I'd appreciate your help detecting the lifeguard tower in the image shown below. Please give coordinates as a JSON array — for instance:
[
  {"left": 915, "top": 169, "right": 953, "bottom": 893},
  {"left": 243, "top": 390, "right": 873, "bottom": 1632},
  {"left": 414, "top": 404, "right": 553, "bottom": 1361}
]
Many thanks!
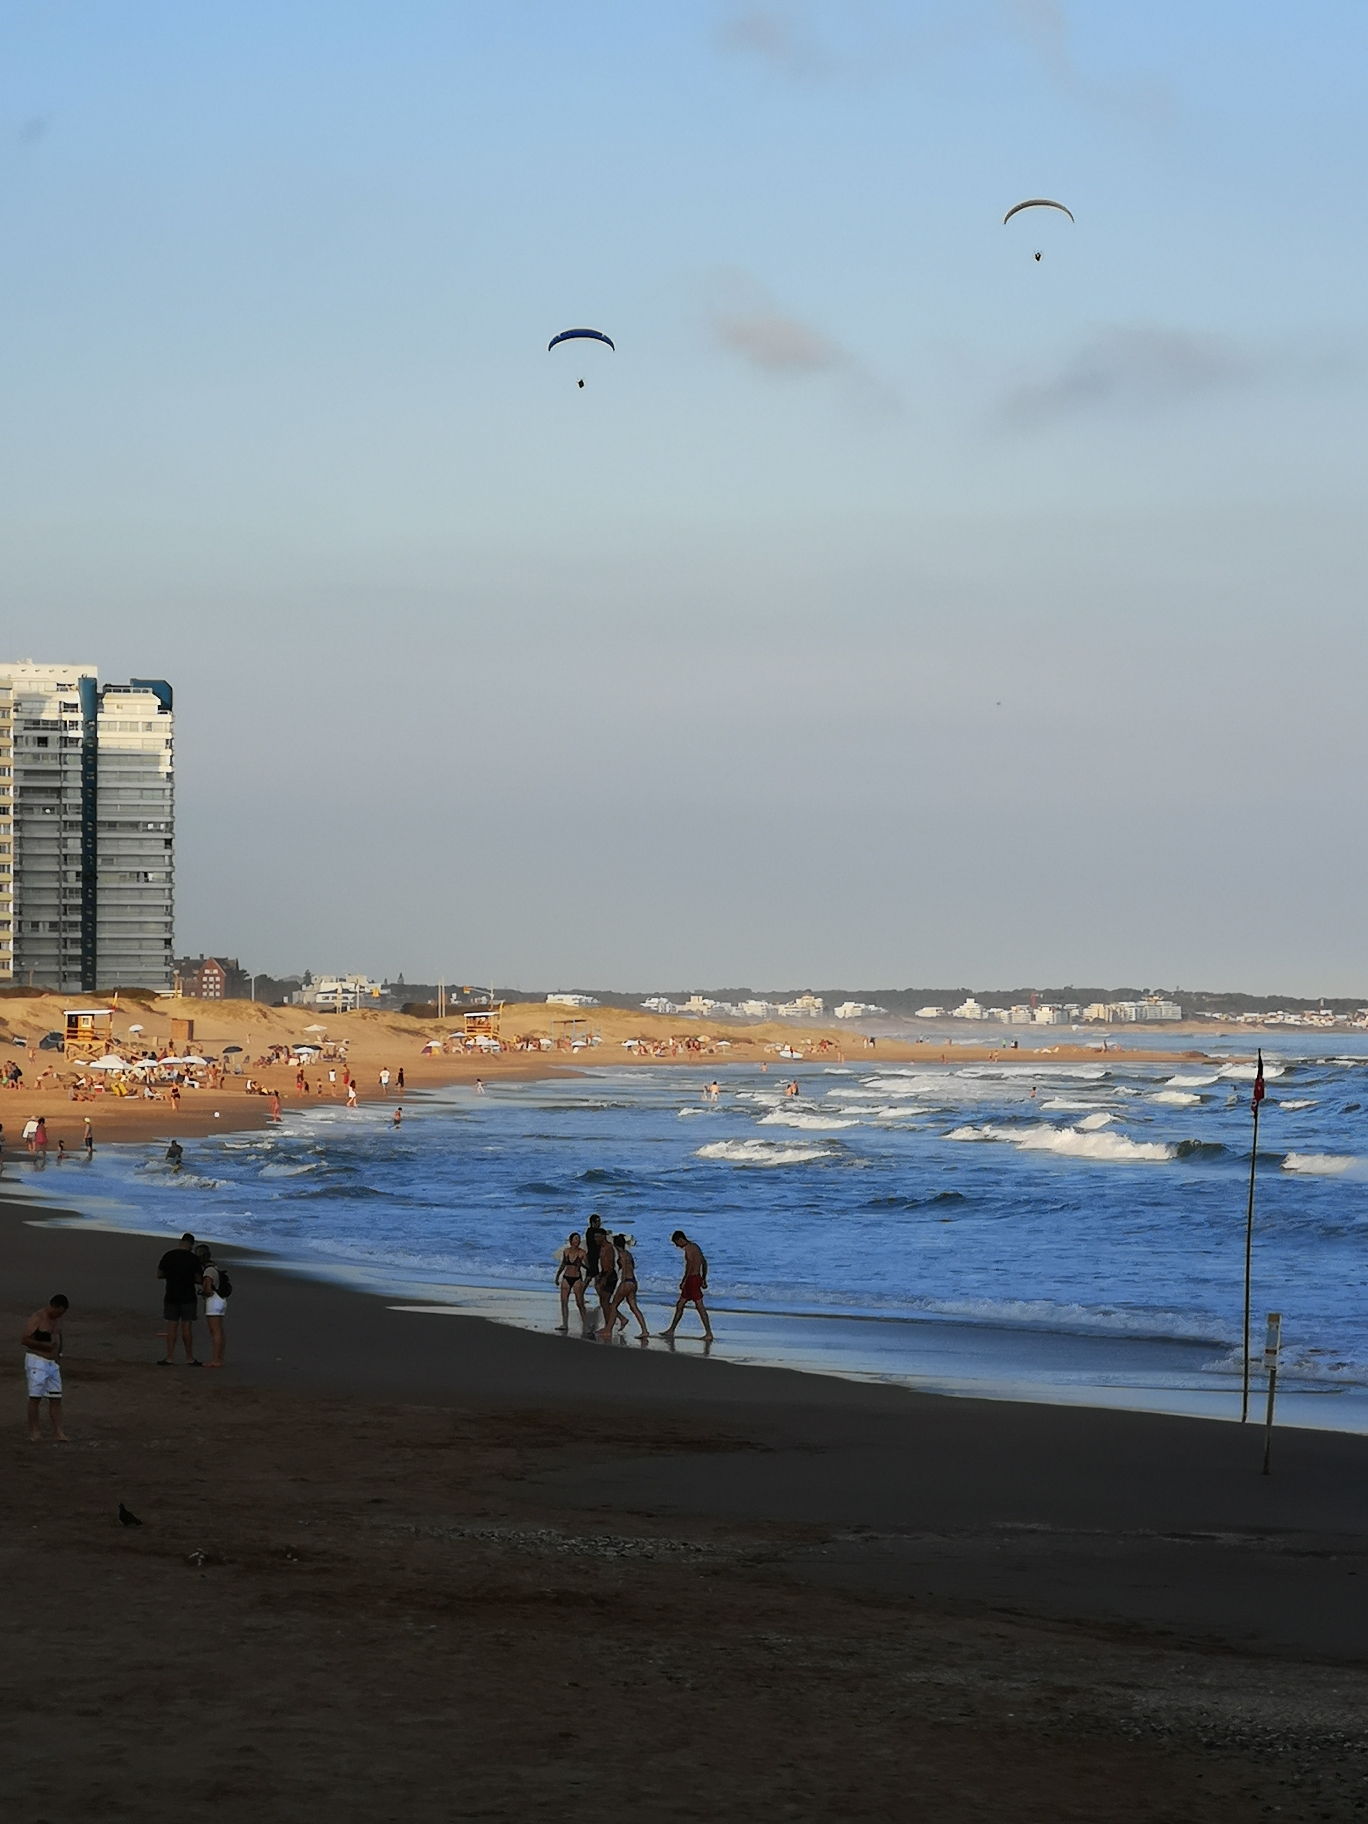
[
  {"left": 65, "top": 1007, "right": 115, "bottom": 1062},
  {"left": 461, "top": 1002, "right": 503, "bottom": 1047}
]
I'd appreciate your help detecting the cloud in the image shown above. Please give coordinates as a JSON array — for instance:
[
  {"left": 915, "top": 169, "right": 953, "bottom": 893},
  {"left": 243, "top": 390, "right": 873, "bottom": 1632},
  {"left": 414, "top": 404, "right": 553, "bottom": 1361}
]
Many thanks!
[
  {"left": 712, "top": 308, "right": 845, "bottom": 374},
  {"left": 707, "top": 275, "right": 900, "bottom": 412},
  {"left": 718, "top": 8, "right": 823, "bottom": 76},
  {"left": 1000, "top": 326, "right": 1258, "bottom": 427}
]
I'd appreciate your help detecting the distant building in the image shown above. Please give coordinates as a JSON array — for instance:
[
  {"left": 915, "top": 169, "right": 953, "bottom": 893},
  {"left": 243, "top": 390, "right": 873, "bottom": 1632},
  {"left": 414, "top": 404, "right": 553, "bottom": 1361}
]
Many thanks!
[
  {"left": 952, "top": 998, "right": 984, "bottom": 1020},
  {"left": 641, "top": 996, "right": 678, "bottom": 1014},
  {"left": 914, "top": 1006, "right": 944, "bottom": 1019},
  {"left": 777, "top": 993, "right": 825, "bottom": 1018},
  {"left": 0, "top": 662, "right": 174, "bottom": 993},
  {"left": 1009, "top": 1005, "right": 1033, "bottom": 1024},
  {"left": 834, "top": 1001, "right": 886, "bottom": 1019},
  {"left": 304, "top": 974, "right": 382, "bottom": 1013},
  {"left": 174, "top": 954, "right": 250, "bottom": 1000},
  {"left": 547, "top": 992, "right": 600, "bottom": 1008},
  {"left": 739, "top": 1000, "right": 777, "bottom": 1018}
]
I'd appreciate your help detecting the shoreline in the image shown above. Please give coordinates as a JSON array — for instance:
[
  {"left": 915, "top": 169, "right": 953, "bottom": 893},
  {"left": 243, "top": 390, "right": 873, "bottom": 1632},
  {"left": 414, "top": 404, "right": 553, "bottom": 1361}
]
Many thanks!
[{"left": 13, "top": 1141, "right": 1368, "bottom": 1437}]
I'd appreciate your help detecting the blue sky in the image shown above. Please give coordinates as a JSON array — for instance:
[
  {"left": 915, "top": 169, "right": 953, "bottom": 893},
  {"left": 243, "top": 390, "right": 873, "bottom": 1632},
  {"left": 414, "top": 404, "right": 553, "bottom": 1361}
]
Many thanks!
[{"left": 2, "top": 2, "right": 1366, "bottom": 993}]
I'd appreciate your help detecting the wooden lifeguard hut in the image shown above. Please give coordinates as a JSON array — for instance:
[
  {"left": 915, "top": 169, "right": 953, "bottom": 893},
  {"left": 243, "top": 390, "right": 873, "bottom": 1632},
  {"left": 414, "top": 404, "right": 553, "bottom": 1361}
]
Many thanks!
[
  {"left": 65, "top": 1007, "right": 115, "bottom": 1063},
  {"left": 461, "top": 1001, "right": 503, "bottom": 1047}
]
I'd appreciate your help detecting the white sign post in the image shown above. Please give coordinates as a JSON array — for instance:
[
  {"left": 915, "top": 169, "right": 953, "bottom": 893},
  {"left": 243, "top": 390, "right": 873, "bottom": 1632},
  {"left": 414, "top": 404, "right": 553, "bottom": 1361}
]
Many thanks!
[{"left": 1261, "top": 1312, "right": 1282, "bottom": 1476}]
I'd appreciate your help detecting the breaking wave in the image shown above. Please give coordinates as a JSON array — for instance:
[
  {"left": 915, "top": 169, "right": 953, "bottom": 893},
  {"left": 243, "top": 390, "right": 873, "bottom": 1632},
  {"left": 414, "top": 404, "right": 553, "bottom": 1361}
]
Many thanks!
[
  {"left": 1150, "top": 1090, "right": 1202, "bottom": 1107},
  {"left": 1282, "top": 1153, "right": 1357, "bottom": 1177},
  {"left": 945, "top": 1123, "right": 1174, "bottom": 1163},
  {"left": 757, "top": 1111, "right": 860, "bottom": 1131},
  {"left": 695, "top": 1139, "right": 833, "bottom": 1167}
]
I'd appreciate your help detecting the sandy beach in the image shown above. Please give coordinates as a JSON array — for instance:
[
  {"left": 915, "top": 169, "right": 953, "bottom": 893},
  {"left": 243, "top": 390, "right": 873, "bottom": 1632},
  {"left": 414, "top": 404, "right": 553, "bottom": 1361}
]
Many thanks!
[
  {"left": 0, "top": 987, "right": 1224, "bottom": 1163},
  {"left": 3, "top": 1190, "right": 1367, "bottom": 1821}
]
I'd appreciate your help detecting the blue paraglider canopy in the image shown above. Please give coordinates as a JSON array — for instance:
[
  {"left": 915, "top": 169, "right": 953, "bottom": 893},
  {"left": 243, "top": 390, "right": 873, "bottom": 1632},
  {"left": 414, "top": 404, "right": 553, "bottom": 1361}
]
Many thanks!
[{"left": 548, "top": 327, "right": 615, "bottom": 352}]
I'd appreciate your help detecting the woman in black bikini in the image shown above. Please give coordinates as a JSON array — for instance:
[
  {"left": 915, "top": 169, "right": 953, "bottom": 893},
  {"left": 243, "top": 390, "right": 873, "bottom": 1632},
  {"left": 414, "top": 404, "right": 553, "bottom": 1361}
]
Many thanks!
[
  {"left": 603, "top": 1234, "right": 649, "bottom": 1340},
  {"left": 555, "top": 1232, "right": 589, "bottom": 1331}
]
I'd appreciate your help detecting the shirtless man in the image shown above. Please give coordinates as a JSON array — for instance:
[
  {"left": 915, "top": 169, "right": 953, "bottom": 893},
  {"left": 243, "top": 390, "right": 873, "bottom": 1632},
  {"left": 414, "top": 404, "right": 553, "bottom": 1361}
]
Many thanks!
[
  {"left": 662, "top": 1231, "right": 712, "bottom": 1341},
  {"left": 23, "top": 1295, "right": 69, "bottom": 1441}
]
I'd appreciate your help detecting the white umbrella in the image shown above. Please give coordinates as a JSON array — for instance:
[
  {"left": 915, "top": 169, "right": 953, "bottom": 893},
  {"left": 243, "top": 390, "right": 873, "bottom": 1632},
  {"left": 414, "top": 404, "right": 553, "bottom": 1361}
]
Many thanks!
[
  {"left": 304, "top": 1023, "right": 328, "bottom": 1035},
  {"left": 183, "top": 1054, "right": 210, "bottom": 1066},
  {"left": 88, "top": 1056, "right": 128, "bottom": 1070},
  {"left": 128, "top": 1022, "right": 144, "bottom": 1034}
]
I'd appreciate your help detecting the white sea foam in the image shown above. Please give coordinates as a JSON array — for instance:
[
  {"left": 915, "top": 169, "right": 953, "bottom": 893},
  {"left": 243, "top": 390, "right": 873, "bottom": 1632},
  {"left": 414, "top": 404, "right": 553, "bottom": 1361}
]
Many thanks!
[
  {"left": 1167, "top": 1073, "right": 1218, "bottom": 1087},
  {"left": 1076, "top": 1112, "right": 1114, "bottom": 1131},
  {"left": 946, "top": 1122, "right": 1174, "bottom": 1163},
  {"left": 1150, "top": 1090, "right": 1201, "bottom": 1107},
  {"left": 260, "top": 1162, "right": 321, "bottom": 1177},
  {"left": 1282, "top": 1152, "right": 1357, "bottom": 1176},
  {"left": 1040, "top": 1097, "right": 1105, "bottom": 1112},
  {"left": 1279, "top": 1099, "right": 1317, "bottom": 1111},
  {"left": 957, "top": 1065, "right": 1109, "bottom": 1082},
  {"left": 757, "top": 1111, "right": 860, "bottom": 1131},
  {"left": 696, "top": 1139, "right": 832, "bottom": 1166},
  {"left": 1219, "top": 1062, "right": 1285, "bottom": 1081}
]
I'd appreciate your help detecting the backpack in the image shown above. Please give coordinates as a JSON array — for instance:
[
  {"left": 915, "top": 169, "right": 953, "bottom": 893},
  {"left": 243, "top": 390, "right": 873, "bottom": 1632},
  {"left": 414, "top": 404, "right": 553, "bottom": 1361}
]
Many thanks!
[{"left": 214, "top": 1268, "right": 233, "bottom": 1299}]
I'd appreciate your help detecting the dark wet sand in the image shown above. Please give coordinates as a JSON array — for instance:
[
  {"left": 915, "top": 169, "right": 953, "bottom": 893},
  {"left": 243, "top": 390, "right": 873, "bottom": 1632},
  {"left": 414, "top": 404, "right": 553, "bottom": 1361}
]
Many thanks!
[{"left": 3, "top": 1192, "right": 1367, "bottom": 1821}]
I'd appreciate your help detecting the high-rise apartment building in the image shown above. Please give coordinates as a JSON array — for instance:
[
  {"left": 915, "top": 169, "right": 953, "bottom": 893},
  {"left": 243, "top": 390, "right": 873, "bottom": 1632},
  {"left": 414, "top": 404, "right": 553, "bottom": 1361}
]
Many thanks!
[
  {"left": 0, "top": 679, "right": 13, "bottom": 984},
  {"left": 96, "top": 681, "right": 175, "bottom": 988},
  {"left": 1, "top": 662, "right": 174, "bottom": 993}
]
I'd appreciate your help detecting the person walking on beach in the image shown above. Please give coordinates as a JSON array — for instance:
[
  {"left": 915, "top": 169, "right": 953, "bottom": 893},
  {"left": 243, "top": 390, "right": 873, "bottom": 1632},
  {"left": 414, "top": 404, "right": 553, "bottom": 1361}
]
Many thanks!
[
  {"left": 346, "top": 1080, "right": 358, "bottom": 1108},
  {"left": 604, "top": 1234, "right": 649, "bottom": 1340},
  {"left": 269, "top": 1092, "right": 281, "bottom": 1123},
  {"left": 83, "top": 1117, "right": 93, "bottom": 1157},
  {"left": 196, "top": 1246, "right": 229, "bottom": 1369},
  {"left": 662, "top": 1231, "right": 712, "bottom": 1341},
  {"left": 555, "top": 1232, "right": 590, "bottom": 1331},
  {"left": 379, "top": 1068, "right": 390, "bottom": 1094},
  {"left": 158, "top": 1233, "right": 202, "bottom": 1366},
  {"left": 23, "top": 1294, "right": 69, "bottom": 1441},
  {"left": 397, "top": 1067, "right": 404, "bottom": 1092},
  {"left": 591, "top": 1224, "right": 618, "bottom": 1333}
]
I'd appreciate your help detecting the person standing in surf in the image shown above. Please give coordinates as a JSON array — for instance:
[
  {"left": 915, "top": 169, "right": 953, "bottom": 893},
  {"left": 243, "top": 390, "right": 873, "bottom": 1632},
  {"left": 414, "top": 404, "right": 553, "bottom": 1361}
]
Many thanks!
[
  {"left": 603, "top": 1234, "right": 649, "bottom": 1341},
  {"left": 554, "top": 1232, "right": 590, "bottom": 1331},
  {"left": 662, "top": 1230, "right": 712, "bottom": 1341}
]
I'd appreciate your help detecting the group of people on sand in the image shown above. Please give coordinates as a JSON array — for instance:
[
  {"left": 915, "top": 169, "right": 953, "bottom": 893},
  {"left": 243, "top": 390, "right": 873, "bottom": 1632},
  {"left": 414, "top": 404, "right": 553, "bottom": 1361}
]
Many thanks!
[{"left": 555, "top": 1216, "right": 712, "bottom": 1343}]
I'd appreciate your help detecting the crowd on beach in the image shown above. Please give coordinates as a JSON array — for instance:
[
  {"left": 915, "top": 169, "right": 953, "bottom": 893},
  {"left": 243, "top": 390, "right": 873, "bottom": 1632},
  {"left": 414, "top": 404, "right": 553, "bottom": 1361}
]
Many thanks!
[{"left": 555, "top": 1218, "right": 713, "bottom": 1344}]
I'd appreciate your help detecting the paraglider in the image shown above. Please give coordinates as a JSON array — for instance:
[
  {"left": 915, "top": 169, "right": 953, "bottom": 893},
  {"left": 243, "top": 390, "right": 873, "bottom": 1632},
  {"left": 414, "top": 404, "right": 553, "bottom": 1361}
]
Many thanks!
[
  {"left": 548, "top": 327, "right": 615, "bottom": 387},
  {"left": 1003, "top": 199, "right": 1073, "bottom": 262}
]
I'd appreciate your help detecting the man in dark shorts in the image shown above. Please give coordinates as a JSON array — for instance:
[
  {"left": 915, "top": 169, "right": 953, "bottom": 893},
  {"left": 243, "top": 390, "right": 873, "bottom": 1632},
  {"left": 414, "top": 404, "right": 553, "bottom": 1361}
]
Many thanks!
[
  {"left": 157, "top": 1232, "right": 201, "bottom": 1365},
  {"left": 663, "top": 1230, "right": 713, "bottom": 1341}
]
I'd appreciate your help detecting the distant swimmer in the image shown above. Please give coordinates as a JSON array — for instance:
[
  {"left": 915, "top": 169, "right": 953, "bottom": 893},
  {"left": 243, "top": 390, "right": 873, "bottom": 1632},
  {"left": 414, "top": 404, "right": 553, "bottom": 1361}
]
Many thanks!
[
  {"left": 165, "top": 1140, "right": 184, "bottom": 1169},
  {"left": 784, "top": 1079, "right": 800, "bottom": 1099},
  {"left": 475, "top": 1078, "right": 485, "bottom": 1095},
  {"left": 662, "top": 1230, "right": 712, "bottom": 1342},
  {"left": 392, "top": 1105, "right": 403, "bottom": 1128}
]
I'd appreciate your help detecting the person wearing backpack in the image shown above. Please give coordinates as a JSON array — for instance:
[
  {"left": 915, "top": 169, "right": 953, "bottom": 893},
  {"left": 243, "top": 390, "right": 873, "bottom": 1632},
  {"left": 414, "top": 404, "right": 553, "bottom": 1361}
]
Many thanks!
[{"left": 195, "top": 1245, "right": 231, "bottom": 1369}]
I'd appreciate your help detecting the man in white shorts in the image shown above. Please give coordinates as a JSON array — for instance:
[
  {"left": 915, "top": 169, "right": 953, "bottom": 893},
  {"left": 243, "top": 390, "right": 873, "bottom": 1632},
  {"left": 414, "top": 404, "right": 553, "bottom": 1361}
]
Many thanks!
[{"left": 23, "top": 1295, "right": 69, "bottom": 1441}]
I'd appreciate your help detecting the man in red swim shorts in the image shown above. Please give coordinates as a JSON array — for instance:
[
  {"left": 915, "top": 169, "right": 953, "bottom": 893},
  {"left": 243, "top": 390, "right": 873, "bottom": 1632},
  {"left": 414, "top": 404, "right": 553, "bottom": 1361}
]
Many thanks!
[{"left": 662, "top": 1230, "right": 713, "bottom": 1341}]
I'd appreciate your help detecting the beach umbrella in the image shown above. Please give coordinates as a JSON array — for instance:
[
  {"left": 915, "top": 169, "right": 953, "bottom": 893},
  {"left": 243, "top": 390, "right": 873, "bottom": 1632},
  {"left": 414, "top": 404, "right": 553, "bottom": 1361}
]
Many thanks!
[
  {"left": 222, "top": 1044, "right": 243, "bottom": 1054},
  {"left": 304, "top": 1023, "right": 328, "bottom": 1034},
  {"left": 88, "top": 1055, "right": 128, "bottom": 1070},
  {"left": 128, "top": 1022, "right": 144, "bottom": 1034},
  {"left": 183, "top": 1054, "right": 210, "bottom": 1066}
]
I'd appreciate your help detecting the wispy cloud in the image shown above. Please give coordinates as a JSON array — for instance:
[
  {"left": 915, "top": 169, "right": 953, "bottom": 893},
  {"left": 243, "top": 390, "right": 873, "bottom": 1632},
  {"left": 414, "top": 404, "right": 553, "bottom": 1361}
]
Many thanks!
[
  {"left": 718, "top": 8, "right": 825, "bottom": 77},
  {"left": 708, "top": 274, "right": 899, "bottom": 412},
  {"left": 1000, "top": 326, "right": 1258, "bottom": 427}
]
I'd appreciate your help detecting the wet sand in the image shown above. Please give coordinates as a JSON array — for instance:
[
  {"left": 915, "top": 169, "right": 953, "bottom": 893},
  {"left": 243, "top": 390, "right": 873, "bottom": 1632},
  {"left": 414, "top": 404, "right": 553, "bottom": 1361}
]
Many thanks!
[{"left": 3, "top": 1195, "right": 1366, "bottom": 1821}]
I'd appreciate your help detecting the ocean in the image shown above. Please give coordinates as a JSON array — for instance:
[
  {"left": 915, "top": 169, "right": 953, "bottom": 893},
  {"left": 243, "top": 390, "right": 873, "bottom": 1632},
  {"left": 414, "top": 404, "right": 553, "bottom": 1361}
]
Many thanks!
[{"left": 19, "top": 1036, "right": 1368, "bottom": 1429}]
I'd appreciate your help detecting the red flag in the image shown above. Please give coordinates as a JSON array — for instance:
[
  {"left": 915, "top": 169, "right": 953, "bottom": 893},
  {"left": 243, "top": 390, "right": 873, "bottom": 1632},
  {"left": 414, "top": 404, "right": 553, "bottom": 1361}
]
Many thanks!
[{"left": 1252, "top": 1050, "right": 1265, "bottom": 1106}]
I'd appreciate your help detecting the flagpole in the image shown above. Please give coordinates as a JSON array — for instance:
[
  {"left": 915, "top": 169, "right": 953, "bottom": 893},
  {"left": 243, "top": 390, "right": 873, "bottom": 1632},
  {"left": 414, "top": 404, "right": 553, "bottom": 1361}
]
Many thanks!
[{"left": 1241, "top": 1048, "right": 1265, "bottom": 1423}]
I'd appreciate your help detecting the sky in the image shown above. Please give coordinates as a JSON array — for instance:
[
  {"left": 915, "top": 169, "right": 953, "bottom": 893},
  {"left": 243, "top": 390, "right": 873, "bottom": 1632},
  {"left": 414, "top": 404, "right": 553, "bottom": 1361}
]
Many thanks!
[{"left": 2, "top": 1, "right": 1366, "bottom": 995}]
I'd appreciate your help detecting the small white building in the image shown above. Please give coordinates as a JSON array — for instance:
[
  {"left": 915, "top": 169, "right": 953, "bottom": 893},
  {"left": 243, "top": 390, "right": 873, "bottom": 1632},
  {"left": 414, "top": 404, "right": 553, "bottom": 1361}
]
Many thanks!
[
  {"left": 834, "top": 1001, "right": 886, "bottom": 1020},
  {"left": 952, "top": 998, "right": 984, "bottom": 1020},
  {"left": 306, "top": 974, "right": 382, "bottom": 1013},
  {"left": 547, "top": 992, "right": 599, "bottom": 1008}
]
